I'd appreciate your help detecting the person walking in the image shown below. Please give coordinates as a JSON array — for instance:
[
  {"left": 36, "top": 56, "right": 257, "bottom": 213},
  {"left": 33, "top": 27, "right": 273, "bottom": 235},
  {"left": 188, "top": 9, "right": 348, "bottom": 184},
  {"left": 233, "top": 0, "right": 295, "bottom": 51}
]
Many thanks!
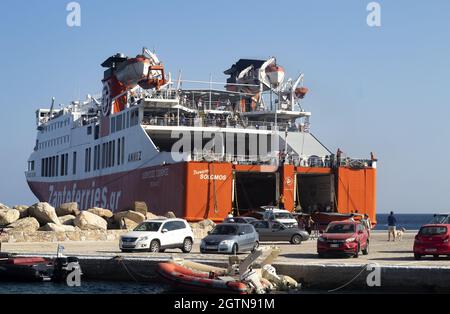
[
  {"left": 361, "top": 214, "right": 372, "bottom": 237},
  {"left": 388, "top": 211, "right": 397, "bottom": 241},
  {"left": 305, "top": 216, "right": 315, "bottom": 235},
  {"left": 278, "top": 194, "right": 285, "bottom": 209}
]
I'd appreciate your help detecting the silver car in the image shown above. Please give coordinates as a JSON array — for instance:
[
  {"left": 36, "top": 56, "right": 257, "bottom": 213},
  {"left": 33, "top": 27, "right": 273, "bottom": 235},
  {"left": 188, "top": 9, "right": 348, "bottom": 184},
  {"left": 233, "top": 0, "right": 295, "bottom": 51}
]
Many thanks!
[{"left": 200, "top": 223, "right": 259, "bottom": 254}]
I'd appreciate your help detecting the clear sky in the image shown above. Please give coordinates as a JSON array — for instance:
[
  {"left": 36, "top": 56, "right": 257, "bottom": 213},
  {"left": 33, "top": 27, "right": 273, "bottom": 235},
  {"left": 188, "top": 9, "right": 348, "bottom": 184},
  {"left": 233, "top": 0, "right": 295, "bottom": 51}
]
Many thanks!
[{"left": 0, "top": 0, "right": 449, "bottom": 213}]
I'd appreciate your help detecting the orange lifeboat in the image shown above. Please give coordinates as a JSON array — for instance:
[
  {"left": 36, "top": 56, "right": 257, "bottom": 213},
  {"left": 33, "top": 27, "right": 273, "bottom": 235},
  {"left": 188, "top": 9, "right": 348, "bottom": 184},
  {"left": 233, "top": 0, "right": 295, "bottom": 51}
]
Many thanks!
[
  {"left": 265, "top": 63, "right": 285, "bottom": 87},
  {"left": 295, "top": 87, "right": 309, "bottom": 99},
  {"left": 115, "top": 56, "right": 166, "bottom": 90},
  {"left": 156, "top": 262, "right": 249, "bottom": 294}
]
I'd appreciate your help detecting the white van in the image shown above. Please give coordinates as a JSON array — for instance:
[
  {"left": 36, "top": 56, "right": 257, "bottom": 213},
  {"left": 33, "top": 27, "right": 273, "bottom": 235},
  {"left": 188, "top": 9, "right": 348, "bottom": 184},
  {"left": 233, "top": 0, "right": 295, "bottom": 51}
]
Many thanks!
[{"left": 262, "top": 206, "right": 298, "bottom": 228}]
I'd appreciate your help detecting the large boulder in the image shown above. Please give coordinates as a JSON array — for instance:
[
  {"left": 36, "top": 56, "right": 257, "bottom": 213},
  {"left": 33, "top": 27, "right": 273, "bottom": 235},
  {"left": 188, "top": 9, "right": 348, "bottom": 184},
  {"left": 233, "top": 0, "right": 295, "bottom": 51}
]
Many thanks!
[
  {"left": 0, "top": 209, "right": 20, "bottom": 226},
  {"left": 74, "top": 211, "right": 107, "bottom": 230},
  {"left": 13, "top": 205, "right": 30, "bottom": 218},
  {"left": 59, "top": 215, "right": 76, "bottom": 226},
  {"left": 56, "top": 202, "right": 78, "bottom": 216},
  {"left": 7, "top": 217, "right": 40, "bottom": 233},
  {"left": 119, "top": 218, "right": 138, "bottom": 230},
  {"left": 87, "top": 207, "right": 113, "bottom": 219},
  {"left": 146, "top": 212, "right": 159, "bottom": 220},
  {"left": 164, "top": 211, "right": 176, "bottom": 219},
  {"left": 28, "top": 202, "right": 60, "bottom": 225},
  {"left": 198, "top": 219, "right": 216, "bottom": 229},
  {"left": 113, "top": 211, "right": 145, "bottom": 224},
  {"left": 132, "top": 201, "right": 148, "bottom": 216},
  {"left": 39, "top": 223, "right": 76, "bottom": 232}
]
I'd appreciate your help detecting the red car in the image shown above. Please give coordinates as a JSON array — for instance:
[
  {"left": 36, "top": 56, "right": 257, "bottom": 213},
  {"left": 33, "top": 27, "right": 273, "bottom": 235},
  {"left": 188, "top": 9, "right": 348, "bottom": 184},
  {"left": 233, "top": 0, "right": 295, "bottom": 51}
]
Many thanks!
[
  {"left": 317, "top": 221, "right": 370, "bottom": 258},
  {"left": 413, "top": 224, "right": 450, "bottom": 259}
]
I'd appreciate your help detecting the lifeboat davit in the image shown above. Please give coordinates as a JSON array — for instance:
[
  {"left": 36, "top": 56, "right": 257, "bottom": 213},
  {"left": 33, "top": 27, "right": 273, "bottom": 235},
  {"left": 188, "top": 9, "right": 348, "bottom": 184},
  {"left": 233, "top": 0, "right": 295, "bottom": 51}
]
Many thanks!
[
  {"left": 156, "top": 262, "right": 249, "bottom": 294},
  {"left": 265, "top": 63, "right": 285, "bottom": 87}
]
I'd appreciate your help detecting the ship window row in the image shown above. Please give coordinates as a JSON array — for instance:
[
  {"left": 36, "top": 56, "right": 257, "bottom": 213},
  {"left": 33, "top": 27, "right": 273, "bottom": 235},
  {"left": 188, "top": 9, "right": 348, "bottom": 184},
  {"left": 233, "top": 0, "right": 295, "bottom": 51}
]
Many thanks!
[
  {"left": 41, "top": 118, "right": 71, "bottom": 133},
  {"left": 91, "top": 137, "right": 125, "bottom": 171},
  {"left": 37, "top": 135, "right": 70, "bottom": 150},
  {"left": 41, "top": 138, "right": 126, "bottom": 177},
  {"left": 110, "top": 109, "right": 139, "bottom": 134},
  {"left": 41, "top": 153, "right": 68, "bottom": 177}
]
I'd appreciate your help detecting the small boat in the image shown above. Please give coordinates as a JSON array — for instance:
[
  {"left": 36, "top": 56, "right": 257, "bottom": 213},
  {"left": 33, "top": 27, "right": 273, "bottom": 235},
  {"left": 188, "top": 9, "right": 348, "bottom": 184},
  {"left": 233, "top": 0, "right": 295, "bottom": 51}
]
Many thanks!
[
  {"left": 0, "top": 256, "right": 52, "bottom": 282},
  {"left": 0, "top": 254, "right": 81, "bottom": 283},
  {"left": 156, "top": 246, "right": 299, "bottom": 294},
  {"left": 157, "top": 262, "right": 249, "bottom": 294}
]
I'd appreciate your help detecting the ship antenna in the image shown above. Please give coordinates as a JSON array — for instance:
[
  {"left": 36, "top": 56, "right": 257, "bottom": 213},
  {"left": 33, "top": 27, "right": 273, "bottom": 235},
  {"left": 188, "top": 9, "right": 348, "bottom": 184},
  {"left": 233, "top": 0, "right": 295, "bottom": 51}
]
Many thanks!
[
  {"left": 49, "top": 97, "right": 55, "bottom": 118},
  {"left": 176, "top": 70, "right": 182, "bottom": 90}
]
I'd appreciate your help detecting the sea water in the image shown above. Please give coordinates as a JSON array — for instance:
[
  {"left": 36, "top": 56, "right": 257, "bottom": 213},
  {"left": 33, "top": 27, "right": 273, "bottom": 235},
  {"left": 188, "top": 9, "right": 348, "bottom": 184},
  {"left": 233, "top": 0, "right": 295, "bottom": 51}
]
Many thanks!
[
  {"left": 375, "top": 213, "right": 436, "bottom": 230},
  {"left": 0, "top": 281, "right": 169, "bottom": 294}
]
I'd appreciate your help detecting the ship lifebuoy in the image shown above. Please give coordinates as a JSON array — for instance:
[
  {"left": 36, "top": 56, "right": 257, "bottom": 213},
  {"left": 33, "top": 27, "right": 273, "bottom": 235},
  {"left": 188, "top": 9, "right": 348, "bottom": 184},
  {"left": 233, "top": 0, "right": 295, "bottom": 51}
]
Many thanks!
[{"left": 101, "top": 82, "right": 112, "bottom": 117}]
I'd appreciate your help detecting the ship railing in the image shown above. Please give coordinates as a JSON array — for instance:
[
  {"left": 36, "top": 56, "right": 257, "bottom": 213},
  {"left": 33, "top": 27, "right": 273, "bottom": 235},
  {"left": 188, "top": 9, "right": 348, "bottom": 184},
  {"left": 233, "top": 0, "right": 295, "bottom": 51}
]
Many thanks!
[
  {"left": 337, "top": 158, "right": 375, "bottom": 169},
  {"left": 141, "top": 115, "right": 302, "bottom": 132},
  {"left": 74, "top": 116, "right": 98, "bottom": 128},
  {"left": 25, "top": 171, "right": 36, "bottom": 178},
  {"left": 190, "top": 152, "right": 279, "bottom": 165},
  {"left": 135, "top": 87, "right": 178, "bottom": 101},
  {"left": 181, "top": 151, "right": 374, "bottom": 169},
  {"left": 285, "top": 155, "right": 375, "bottom": 168}
]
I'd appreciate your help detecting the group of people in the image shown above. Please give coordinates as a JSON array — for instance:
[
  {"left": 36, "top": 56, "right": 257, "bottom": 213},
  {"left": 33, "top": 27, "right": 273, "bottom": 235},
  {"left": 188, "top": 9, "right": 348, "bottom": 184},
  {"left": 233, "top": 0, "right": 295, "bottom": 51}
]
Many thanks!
[{"left": 297, "top": 215, "right": 316, "bottom": 235}]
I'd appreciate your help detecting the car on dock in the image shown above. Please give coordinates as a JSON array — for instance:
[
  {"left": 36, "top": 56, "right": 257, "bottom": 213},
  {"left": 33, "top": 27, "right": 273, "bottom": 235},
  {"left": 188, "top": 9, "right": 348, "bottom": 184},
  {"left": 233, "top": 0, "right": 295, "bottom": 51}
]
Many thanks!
[
  {"left": 200, "top": 223, "right": 259, "bottom": 254},
  {"left": 413, "top": 224, "right": 450, "bottom": 259},
  {"left": 429, "top": 214, "right": 450, "bottom": 224},
  {"left": 251, "top": 220, "right": 310, "bottom": 244},
  {"left": 262, "top": 206, "right": 299, "bottom": 228},
  {"left": 223, "top": 216, "right": 258, "bottom": 224},
  {"left": 317, "top": 221, "right": 369, "bottom": 258},
  {"left": 119, "top": 218, "right": 194, "bottom": 253}
]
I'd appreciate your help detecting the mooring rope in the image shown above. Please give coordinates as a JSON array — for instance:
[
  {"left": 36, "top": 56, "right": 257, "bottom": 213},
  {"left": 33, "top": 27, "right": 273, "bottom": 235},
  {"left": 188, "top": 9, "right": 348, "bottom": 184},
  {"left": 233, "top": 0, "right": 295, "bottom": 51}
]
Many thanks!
[
  {"left": 115, "top": 256, "right": 158, "bottom": 281},
  {"left": 113, "top": 256, "right": 139, "bottom": 282},
  {"left": 327, "top": 264, "right": 368, "bottom": 293}
]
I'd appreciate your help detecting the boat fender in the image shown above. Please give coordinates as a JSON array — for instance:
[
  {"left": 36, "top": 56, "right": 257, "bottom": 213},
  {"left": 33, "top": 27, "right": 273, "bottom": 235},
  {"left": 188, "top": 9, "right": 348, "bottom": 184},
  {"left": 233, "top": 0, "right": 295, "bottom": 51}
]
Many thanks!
[
  {"left": 279, "top": 275, "right": 299, "bottom": 290},
  {"left": 240, "top": 269, "right": 265, "bottom": 294},
  {"left": 261, "top": 264, "right": 283, "bottom": 288},
  {"left": 260, "top": 277, "right": 274, "bottom": 291}
]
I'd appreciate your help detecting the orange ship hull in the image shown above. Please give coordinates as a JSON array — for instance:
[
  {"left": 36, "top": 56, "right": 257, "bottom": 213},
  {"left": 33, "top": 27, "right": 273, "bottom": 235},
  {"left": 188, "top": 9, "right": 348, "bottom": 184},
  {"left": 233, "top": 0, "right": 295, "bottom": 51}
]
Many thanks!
[{"left": 28, "top": 161, "right": 376, "bottom": 225}]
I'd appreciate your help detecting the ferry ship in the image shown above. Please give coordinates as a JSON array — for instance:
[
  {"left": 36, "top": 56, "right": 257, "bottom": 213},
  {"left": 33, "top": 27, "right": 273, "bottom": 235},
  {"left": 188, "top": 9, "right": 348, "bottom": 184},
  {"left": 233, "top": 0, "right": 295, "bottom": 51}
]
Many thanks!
[{"left": 25, "top": 48, "right": 377, "bottom": 223}]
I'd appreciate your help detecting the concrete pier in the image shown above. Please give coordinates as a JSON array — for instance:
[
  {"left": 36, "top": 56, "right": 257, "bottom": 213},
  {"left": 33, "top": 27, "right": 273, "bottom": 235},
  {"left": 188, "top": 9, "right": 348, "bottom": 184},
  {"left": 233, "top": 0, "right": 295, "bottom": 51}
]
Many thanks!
[{"left": 3, "top": 232, "right": 450, "bottom": 292}]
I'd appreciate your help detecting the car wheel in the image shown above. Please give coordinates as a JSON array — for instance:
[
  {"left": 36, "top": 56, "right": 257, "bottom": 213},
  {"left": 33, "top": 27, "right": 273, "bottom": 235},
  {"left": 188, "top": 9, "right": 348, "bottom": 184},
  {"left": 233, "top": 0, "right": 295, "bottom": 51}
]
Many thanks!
[
  {"left": 231, "top": 243, "right": 238, "bottom": 255},
  {"left": 291, "top": 234, "right": 302, "bottom": 245},
  {"left": 362, "top": 241, "right": 369, "bottom": 255},
  {"left": 414, "top": 253, "right": 422, "bottom": 260},
  {"left": 318, "top": 252, "right": 326, "bottom": 258},
  {"left": 251, "top": 241, "right": 259, "bottom": 252},
  {"left": 353, "top": 243, "right": 360, "bottom": 258},
  {"left": 182, "top": 238, "right": 193, "bottom": 253},
  {"left": 149, "top": 240, "right": 160, "bottom": 253}
]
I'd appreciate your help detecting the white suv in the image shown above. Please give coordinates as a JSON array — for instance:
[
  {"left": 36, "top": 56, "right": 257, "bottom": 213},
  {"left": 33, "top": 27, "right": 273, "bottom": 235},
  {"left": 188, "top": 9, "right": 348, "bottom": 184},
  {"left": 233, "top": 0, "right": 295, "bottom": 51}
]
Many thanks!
[{"left": 119, "top": 218, "right": 194, "bottom": 253}]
